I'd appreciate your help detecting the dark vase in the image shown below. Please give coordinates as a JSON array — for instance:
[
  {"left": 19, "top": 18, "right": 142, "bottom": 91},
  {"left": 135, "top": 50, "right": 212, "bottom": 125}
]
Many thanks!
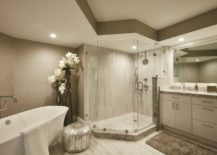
[
  {"left": 56, "top": 88, "right": 62, "bottom": 105},
  {"left": 64, "top": 69, "right": 77, "bottom": 125}
]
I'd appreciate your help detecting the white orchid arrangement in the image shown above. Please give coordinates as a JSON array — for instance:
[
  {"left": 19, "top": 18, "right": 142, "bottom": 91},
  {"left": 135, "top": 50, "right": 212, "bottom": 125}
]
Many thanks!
[{"left": 48, "top": 52, "right": 80, "bottom": 94}]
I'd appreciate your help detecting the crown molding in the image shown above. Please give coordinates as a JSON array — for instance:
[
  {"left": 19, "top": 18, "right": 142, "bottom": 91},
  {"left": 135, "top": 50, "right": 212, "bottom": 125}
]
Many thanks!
[
  {"left": 158, "top": 8, "right": 217, "bottom": 41},
  {"left": 76, "top": 0, "right": 217, "bottom": 42}
]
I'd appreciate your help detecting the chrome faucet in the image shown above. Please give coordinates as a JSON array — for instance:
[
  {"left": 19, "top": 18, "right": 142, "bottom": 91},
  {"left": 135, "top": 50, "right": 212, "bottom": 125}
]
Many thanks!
[
  {"left": 0, "top": 96, "right": 17, "bottom": 102},
  {"left": 0, "top": 96, "right": 17, "bottom": 112}
]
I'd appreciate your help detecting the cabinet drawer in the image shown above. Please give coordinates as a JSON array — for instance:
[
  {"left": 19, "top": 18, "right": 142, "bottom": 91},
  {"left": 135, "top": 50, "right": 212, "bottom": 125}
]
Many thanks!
[
  {"left": 193, "top": 105, "right": 217, "bottom": 125},
  {"left": 193, "top": 120, "right": 217, "bottom": 142},
  {"left": 192, "top": 96, "right": 217, "bottom": 107},
  {"left": 161, "top": 93, "right": 191, "bottom": 103}
]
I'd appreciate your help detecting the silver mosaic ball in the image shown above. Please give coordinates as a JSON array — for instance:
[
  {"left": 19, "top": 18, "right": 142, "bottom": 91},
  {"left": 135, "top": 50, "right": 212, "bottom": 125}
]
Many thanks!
[{"left": 62, "top": 122, "right": 92, "bottom": 153}]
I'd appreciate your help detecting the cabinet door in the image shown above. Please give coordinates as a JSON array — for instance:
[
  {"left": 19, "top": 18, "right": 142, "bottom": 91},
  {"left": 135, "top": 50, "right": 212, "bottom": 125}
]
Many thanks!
[
  {"left": 176, "top": 102, "right": 192, "bottom": 133},
  {"left": 162, "top": 100, "right": 175, "bottom": 128}
]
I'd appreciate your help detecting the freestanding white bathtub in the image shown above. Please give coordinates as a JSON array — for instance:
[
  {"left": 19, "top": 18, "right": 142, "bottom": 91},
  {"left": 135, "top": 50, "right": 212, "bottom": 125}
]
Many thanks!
[{"left": 0, "top": 106, "right": 68, "bottom": 155}]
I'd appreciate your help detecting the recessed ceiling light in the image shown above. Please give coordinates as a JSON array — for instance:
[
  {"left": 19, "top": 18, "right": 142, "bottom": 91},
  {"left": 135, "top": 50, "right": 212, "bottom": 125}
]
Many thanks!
[
  {"left": 178, "top": 37, "right": 185, "bottom": 42},
  {"left": 196, "top": 59, "right": 199, "bottom": 62},
  {"left": 132, "top": 45, "right": 137, "bottom": 50},
  {"left": 50, "top": 33, "right": 57, "bottom": 39}
]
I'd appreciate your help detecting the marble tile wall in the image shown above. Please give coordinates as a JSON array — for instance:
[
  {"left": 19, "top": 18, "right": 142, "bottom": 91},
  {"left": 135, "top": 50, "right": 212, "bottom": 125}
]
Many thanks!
[
  {"left": 78, "top": 44, "right": 134, "bottom": 121},
  {"left": 133, "top": 47, "right": 173, "bottom": 117}
]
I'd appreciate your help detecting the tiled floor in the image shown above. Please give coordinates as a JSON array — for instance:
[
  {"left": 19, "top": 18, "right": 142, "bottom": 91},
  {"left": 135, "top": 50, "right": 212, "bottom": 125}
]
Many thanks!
[
  {"left": 93, "top": 112, "right": 153, "bottom": 133},
  {"left": 50, "top": 132, "right": 165, "bottom": 155}
]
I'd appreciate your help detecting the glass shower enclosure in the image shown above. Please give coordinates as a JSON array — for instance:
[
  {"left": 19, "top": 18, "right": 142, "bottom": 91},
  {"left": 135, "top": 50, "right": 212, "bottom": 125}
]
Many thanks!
[{"left": 82, "top": 39, "right": 155, "bottom": 134}]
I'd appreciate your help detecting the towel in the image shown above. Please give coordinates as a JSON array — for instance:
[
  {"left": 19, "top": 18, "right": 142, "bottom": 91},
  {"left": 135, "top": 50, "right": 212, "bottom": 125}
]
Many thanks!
[{"left": 21, "top": 121, "right": 49, "bottom": 155}]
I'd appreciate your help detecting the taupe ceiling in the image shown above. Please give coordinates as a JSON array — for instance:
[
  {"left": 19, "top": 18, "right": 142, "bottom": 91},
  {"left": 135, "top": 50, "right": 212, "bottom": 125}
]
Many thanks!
[{"left": 190, "top": 42, "right": 217, "bottom": 50}]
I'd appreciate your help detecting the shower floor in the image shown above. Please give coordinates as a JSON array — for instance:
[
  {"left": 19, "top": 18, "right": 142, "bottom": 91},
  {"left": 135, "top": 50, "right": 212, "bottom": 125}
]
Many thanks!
[{"left": 94, "top": 112, "right": 153, "bottom": 132}]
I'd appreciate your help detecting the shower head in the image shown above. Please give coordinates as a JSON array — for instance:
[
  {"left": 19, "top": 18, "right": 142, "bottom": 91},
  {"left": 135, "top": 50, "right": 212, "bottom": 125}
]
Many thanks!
[
  {"left": 143, "top": 58, "right": 149, "bottom": 65},
  {"left": 142, "top": 52, "right": 149, "bottom": 65}
]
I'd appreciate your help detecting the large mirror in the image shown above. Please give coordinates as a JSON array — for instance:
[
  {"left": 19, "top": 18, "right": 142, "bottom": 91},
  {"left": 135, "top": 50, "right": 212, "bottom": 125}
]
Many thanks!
[{"left": 173, "top": 40, "right": 217, "bottom": 83}]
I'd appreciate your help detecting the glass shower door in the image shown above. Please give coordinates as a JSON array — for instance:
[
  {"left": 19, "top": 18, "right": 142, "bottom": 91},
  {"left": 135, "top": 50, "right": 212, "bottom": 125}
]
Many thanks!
[{"left": 134, "top": 40, "right": 154, "bottom": 131}]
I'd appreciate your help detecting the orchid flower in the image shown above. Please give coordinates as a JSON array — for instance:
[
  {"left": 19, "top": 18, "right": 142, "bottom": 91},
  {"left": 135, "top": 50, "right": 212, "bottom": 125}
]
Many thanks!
[
  {"left": 59, "top": 82, "right": 66, "bottom": 94},
  {"left": 48, "top": 75, "right": 56, "bottom": 83}
]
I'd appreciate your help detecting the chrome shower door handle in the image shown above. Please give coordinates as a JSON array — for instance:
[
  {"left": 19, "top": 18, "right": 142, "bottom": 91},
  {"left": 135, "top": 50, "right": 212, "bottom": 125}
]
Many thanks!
[{"left": 138, "top": 82, "right": 143, "bottom": 91}]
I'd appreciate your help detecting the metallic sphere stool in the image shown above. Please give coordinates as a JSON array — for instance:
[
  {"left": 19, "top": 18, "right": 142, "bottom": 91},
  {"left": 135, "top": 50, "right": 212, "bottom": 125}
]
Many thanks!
[{"left": 63, "top": 121, "right": 92, "bottom": 153}]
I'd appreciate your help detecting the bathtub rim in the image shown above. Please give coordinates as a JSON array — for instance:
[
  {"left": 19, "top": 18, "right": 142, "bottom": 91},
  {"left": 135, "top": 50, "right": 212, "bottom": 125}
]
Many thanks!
[{"left": 0, "top": 105, "right": 68, "bottom": 145}]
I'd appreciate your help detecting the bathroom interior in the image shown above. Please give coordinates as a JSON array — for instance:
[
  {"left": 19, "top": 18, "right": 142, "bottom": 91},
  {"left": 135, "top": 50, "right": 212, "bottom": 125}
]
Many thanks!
[{"left": 0, "top": 0, "right": 217, "bottom": 155}]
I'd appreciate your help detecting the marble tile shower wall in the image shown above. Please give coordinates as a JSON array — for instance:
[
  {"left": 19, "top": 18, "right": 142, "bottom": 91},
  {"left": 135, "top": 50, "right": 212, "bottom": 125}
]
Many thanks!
[
  {"left": 82, "top": 44, "right": 134, "bottom": 121},
  {"left": 133, "top": 47, "right": 173, "bottom": 117}
]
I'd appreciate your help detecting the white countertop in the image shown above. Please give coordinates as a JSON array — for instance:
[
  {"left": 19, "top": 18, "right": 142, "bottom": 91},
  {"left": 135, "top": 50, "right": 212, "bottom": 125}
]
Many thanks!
[{"left": 160, "top": 88, "right": 217, "bottom": 97}]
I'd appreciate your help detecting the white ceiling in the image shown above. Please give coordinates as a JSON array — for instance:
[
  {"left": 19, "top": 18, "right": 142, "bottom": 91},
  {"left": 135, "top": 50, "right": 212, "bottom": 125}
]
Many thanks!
[
  {"left": 0, "top": 0, "right": 97, "bottom": 48},
  {"left": 87, "top": 0, "right": 217, "bottom": 30},
  {"left": 190, "top": 41, "right": 217, "bottom": 50}
]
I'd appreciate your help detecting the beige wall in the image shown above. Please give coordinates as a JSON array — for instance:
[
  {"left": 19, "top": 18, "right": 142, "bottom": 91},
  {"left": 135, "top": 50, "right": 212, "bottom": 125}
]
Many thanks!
[
  {"left": 174, "top": 59, "right": 217, "bottom": 83},
  {"left": 199, "top": 59, "right": 217, "bottom": 83},
  {"left": 174, "top": 63, "right": 200, "bottom": 83},
  {"left": 0, "top": 33, "right": 76, "bottom": 117},
  {"left": 0, "top": 33, "right": 14, "bottom": 96}
]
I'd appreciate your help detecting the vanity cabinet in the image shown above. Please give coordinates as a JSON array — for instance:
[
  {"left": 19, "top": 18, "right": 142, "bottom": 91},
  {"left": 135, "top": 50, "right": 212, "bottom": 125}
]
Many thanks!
[
  {"left": 160, "top": 93, "right": 192, "bottom": 133},
  {"left": 161, "top": 92, "right": 217, "bottom": 143}
]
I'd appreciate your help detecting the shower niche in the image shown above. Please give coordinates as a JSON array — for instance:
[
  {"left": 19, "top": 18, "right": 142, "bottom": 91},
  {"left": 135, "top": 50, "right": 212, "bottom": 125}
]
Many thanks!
[{"left": 77, "top": 39, "right": 172, "bottom": 140}]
